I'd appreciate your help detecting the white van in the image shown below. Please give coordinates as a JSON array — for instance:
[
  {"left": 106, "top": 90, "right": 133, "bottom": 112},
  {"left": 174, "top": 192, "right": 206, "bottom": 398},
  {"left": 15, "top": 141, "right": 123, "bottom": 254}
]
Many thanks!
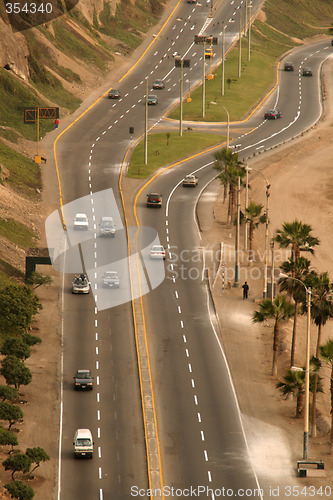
[{"left": 73, "top": 429, "right": 94, "bottom": 458}]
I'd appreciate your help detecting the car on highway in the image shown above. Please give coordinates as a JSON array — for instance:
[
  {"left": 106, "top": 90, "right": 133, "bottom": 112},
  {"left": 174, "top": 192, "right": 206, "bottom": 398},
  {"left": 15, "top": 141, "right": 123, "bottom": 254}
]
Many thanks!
[
  {"left": 284, "top": 61, "right": 294, "bottom": 71},
  {"left": 205, "top": 48, "right": 213, "bottom": 58},
  {"left": 73, "top": 429, "right": 94, "bottom": 458},
  {"left": 147, "top": 94, "right": 158, "bottom": 105},
  {"left": 108, "top": 89, "right": 121, "bottom": 99},
  {"left": 150, "top": 245, "right": 166, "bottom": 260},
  {"left": 102, "top": 271, "right": 120, "bottom": 288},
  {"left": 264, "top": 109, "right": 281, "bottom": 120},
  {"left": 302, "top": 67, "right": 312, "bottom": 76},
  {"left": 99, "top": 216, "right": 116, "bottom": 237},
  {"left": 72, "top": 274, "right": 90, "bottom": 294},
  {"left": 73, "top": 213, "right": 89, "bottom": 230},
  {"left": 153, "top": 79, "right": 165, "bottom": 89},
  {"left": 147, "top": 193, "right": 162, "bottom": 207},
  {"left": 183, "top": 174, "right": 198, "bottom": 187},
  {"left": 73, "top": 370, "right": 93, "bottom": 390}
]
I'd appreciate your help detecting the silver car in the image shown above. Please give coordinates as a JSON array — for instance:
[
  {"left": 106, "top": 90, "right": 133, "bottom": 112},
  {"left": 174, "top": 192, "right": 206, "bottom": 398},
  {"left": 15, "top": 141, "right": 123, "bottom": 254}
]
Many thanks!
[
  {"left": 183, "top": 174, "right": 198, "bottom": 187},
  {"left": 102, "top": 271, "right": 120, "bottom": 288},
  {"left": 99, "top": 217, "right": 116, "bottom": 237}
]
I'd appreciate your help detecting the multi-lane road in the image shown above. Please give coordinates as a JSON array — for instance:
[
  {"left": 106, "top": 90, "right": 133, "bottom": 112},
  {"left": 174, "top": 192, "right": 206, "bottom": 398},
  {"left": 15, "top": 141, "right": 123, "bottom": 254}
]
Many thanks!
[{"left": 54, "top": 0, "right": 332, "bottom": 498}]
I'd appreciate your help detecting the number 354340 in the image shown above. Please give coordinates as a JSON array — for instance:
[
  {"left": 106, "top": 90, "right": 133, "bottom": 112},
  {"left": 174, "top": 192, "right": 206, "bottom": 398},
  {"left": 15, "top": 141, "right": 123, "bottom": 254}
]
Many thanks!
[{"left": 5, "top": 3, "right": 53, "bottom": 14}]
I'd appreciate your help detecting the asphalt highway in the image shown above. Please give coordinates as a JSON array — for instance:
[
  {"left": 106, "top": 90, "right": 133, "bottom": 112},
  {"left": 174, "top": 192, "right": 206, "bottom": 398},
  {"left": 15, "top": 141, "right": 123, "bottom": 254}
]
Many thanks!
[{"left": 55, "top": 0, "right": 332, "bottom": 497}]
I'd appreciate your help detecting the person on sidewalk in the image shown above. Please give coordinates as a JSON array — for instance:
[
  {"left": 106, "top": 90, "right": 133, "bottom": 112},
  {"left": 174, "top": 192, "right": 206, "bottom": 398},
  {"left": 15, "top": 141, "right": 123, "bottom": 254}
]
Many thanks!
[{"left": 242, "top": 281, "right": 249, "bottom": 299}]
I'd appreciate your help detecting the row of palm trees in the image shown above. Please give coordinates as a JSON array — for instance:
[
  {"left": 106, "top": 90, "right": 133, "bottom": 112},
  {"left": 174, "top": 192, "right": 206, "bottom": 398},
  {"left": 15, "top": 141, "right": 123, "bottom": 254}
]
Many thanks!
[
  {"left": 253, "top": 213, "right": 333, "bottom": 449},
  {"left": 213, "top": 147, "right": 333, "bottom": 450},
  {"left": 213, "top": 147, "right": 266, "bottom": 250}
]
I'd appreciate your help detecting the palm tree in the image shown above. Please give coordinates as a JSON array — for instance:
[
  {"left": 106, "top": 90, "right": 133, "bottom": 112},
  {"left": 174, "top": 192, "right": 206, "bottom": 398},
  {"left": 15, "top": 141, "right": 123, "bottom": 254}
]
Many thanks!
[
  {"left": 273, "top": 220, "right": 319, "bottom": 263},
  {"left": 277, "top": 369, "right": 305, "bottom": 418},
  {"left": 304, "top": 272, "right": 333, "bottom": 436},
  {"left": 276, "top": 364, "right": 323, "bottom": 418},
  {"left": 214, "top": 147, "right": 234, "bottom": 203},
  {"left": 213, "top": 148, "right": 245, "bottom": 223},
  {"left": 319, "top": 339, "right": 333, "bottom": 453},
  {"left": 253, "top": 295, "right": 294, "bottom": 376},
  {"left": 278, "top": 256, "right": 310, "bottom": 367},
  {"left": 218, "top": 164, "right": 246, "bottom": 224},
  {"left": 244, "top": 201, "right": 265, "bottom": 251}
]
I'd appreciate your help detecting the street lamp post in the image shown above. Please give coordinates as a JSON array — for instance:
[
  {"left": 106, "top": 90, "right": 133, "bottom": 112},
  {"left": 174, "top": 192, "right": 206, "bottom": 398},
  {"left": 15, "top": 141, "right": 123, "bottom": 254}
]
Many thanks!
[
  {"left": 222, "top": 106, "right": 230, "bottom": 149},
  {"left": 280, "top": 273, "right": 311, "bottom": 460},
  {"left": 247, "top": 168, "right": 270, "bottom": 298},
  {"left": 144, "top": 78, "right": 148, "bottom": 165},
  {"left": 221, "top": 25, "right": 226, "bottom": 96},
  {"left": 247, "top": 1, "right": 252, "bottom": 61},
  {"left": 234, "top": 176, "right": 241, "bottom": 287},
  {"left": 244, "top": 166, "right": 249, "bottom": 251}
]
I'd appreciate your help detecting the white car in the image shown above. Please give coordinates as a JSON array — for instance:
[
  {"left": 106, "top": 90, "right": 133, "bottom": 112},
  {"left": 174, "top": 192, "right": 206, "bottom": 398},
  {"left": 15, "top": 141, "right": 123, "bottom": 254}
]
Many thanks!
[
  {"left": 72, "top": 275, "right": 90, "bottom": 294},
  {"left": 150, "top": 245, "right": 166, "bottom": 260},
  {"left": 74, "top": 213, "right": 89, "bottom": 230},
  {"left": 183, "top": 174, "right": 198, "bottom": 187}
]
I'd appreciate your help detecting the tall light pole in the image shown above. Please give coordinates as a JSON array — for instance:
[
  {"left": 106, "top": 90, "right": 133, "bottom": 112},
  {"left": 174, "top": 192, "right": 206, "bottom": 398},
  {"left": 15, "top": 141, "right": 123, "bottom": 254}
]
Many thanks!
[
  {"left": 248, "top": 1, "right": 252, "bottom": 61},
  {"left": 202, "top": 40, "right": 206, "bottom": 118},
  {"left": 144, "top": 78, "right": 148, "bottom": 165},
  {"left": 221, "top": 25, "right": 226, "bottom": 96},
  {"left": 247, "top": 168, "right": 270, "bottom": 298},
  {"left": 238, "top": 11, "right": 242, "bottom": 78},
  {"left": 244, "top": 166, "right": 249, "bottom": 251},
  {"left": 270, "top": 241, "right": 275, "bottom": 300},
  {"left": 180, "top": 58, "right": 183, "bottom": 137},
  {"left": 222, "top": 106, "right": 230, "bottom": 148},
  {"left": 234, "top": 176, "right": 241, "bottom": 287},
  {"left": 280, "top": 273, "right": 311, "bottom": 460}
]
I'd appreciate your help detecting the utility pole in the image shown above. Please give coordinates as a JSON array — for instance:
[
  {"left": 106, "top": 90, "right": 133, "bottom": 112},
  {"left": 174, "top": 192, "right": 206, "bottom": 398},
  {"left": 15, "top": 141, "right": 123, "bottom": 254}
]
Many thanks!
[
  {"left": 234, "top": 176, "right": 241, "bottom": 287},
  {"left": 263, "top": 182, "right": 270, "bottom": 298},
  {"left": 144, "top": 78, "right": 148, "bottom": 165},
  {"left": 248, "top": 1, "right": 252, "bottom": 61},
  {"left": 202, "top": 40, "right": 206, "bottom": 118},
  {"left": 180, "top": 59, "right": 183, "bottom": 137},
  {"left": 270, "top": 241, "right": 275, "bottom": 300},
  {"left": 221, "top": 26, "right": 225, "bottom": 96},
  {"left": 244, "top": 166, "right": 249, "bottom": 251},
  {"left": 238, "top": 11, "right": 242, "bottom": 78}
]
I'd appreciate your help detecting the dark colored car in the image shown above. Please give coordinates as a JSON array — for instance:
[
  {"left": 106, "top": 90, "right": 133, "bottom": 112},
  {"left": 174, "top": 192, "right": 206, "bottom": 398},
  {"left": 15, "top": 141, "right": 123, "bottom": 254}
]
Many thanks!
[
  {"left": 153, "top": 79, "right": 165, "bottom": 89},
  {"left": 264, "top": 109, "right": 281, "bottom": 120},
  {"left": 108, "top": 89, "right": 121, "bottom": 99},
  {"left": 73, "top": 370, "right": 93, "bottom": 390},
  {"left": 302, "top": 67, "right": 312, "bottom": 76},
  {"left": 147, "top": 193, "right": 162, "bottom": 207},
  {"left": 284, "top": 62, "right": 294, "bottom": 71}
]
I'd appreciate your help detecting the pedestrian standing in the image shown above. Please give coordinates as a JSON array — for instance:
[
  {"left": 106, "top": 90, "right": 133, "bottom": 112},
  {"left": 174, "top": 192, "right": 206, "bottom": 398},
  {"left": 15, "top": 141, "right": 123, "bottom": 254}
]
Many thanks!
[{"left": 242, "top": 281, "right": 249, "bottom": 299}]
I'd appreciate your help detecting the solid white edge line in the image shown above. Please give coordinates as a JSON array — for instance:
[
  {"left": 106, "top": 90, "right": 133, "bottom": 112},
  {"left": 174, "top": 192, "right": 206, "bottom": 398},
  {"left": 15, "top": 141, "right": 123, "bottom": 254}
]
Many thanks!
[
  {"left": 204, "top": 282, "right": 263, "bottom": 498},
  {"left": 57, "top": 238, "right": 66, "bottom": 500}
]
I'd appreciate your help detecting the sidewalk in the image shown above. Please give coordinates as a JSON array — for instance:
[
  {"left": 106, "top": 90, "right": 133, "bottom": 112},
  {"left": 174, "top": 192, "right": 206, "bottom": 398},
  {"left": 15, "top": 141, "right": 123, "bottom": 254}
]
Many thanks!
[{"left": 197, "top": 106, "right": 333, "bottom": 496}]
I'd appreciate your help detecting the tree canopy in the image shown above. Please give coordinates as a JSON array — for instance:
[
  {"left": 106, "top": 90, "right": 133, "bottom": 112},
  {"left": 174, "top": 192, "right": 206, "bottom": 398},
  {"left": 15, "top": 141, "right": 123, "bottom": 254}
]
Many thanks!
[
  {"left": 0, "top": 356, "right": 32, "bottom": 390},
  {"left": 0, "top": 401, "right": 24, "bottom": 430},
  {"left": 0, "top": 285, "right": 41, "bottom": 335}
]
